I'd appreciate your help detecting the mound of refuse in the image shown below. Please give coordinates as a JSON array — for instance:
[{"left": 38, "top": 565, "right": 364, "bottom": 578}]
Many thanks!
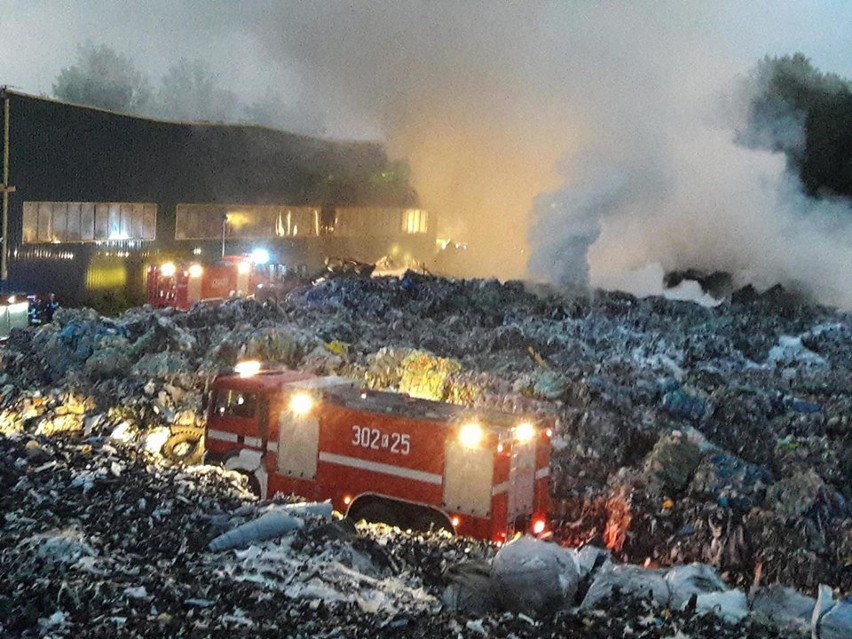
[
  {"left": 1, "top": 272, "right": 850, "bottom": 635},
  {"left": 7, "top": 432, "right": 845, "bottom": 639}
]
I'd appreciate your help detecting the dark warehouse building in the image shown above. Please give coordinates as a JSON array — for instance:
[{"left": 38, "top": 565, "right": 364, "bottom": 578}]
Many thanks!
[{"left": 0, "top": 89, "right": 433, "bottom": 306}]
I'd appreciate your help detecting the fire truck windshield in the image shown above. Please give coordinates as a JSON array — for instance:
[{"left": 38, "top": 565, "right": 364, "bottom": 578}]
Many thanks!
[{"left": 214, "top": 390, "right": 257, "bottom": 418}]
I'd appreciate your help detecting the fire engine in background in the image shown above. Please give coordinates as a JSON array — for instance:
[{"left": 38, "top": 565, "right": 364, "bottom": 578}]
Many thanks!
[
  {"left": 204, "top": 362, "right": 553, "bottom": 542},
  {"left": 146, "top": 250, "right": 309, "bottom": 310}
]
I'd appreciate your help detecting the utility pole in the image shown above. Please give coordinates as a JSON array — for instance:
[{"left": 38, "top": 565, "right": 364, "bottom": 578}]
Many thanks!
[
  {"left": 221, "top": 214, "right": 228, "bottom": 258},
  {"left": 1, "top": 88, "right": 15, "bottom": 288}
]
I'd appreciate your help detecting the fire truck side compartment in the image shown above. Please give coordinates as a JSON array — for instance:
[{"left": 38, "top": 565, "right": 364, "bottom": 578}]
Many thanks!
[
  {"left": 277, "top": 411, "right": 320, "bottom": 480},
  {"left": 443, "top": 439, "right": 495, "bottom": 517}
]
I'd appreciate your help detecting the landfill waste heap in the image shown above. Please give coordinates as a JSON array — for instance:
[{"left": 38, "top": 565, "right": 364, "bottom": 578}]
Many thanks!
[{"left": 0, "top": 271, "right": 850, "bottom": 637}]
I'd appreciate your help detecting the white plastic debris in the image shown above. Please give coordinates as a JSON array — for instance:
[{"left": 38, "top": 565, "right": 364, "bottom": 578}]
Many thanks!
[
  {"left": 465, "top": 619, "right": 488, "bottom": 636},
  {"left": 750, "top": 585, "right": 815, "bottom": 631},
  {"left": 37, "top": 610, "right": 68, "bottom": 631},
  {"left": 819, "top": 602, "right": 852, "bottom": 639},
  {"left": 109, "top": 420, "right": 136, "bottom": 442},
  {"left": 567, "top": 545, "right": 610, "bottom": 580},
  {"left": 664, "top": 563, "right": 728, "bottom": 609},
  {"left": 26, "top": 528, "right": 97, "bottom": 564},
  {"left": 580, "top": 563, "right": 670, "bottom": 609},
  {"left": 693, "top": 589, "right": 749, "bottom": 623},
  {"left": 767, "top": 336, "right": 826, "bottom": 367},
  {"left": 491, "top": 535, "right": 579, "bottom": 616},
  {"left": 143, "top": 426, "right": 171, "bottom": 453},
  {"left": 123, "top": 585, "right": 150, "bottom": 600},
  {"left": 812, "top": 584, "right": 852, "bottom": 639}
]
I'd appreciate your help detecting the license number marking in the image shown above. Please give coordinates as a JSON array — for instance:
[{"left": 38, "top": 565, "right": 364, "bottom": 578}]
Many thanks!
[{"left": 351, "top": 425, "right": 410, "bottom": 455}]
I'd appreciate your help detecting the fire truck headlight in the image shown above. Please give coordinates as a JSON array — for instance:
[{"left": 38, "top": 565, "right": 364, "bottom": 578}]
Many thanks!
[
  {"left": 532, "top": 516, "right": 547, "bottom": 535},
  {"left": 514, "top": 422, "right": 535, "bottom": 443},
  {"left": 160, "top": 262, "right": 177, "bottom": 277},
  {"left": 237, "top": 261, "right": 252, "bottom": 275},
  {"left": 458, "top": 422, "right": 484, "bottom": 448},
  {"left": 234, "top": 359, "right": 262, "bottom": 377},
  {"left": 289, "top": 392, "right": 314, "bottom": 416},
  {"left": 188, "top": 263, "right": 204, "bottom": 278}
]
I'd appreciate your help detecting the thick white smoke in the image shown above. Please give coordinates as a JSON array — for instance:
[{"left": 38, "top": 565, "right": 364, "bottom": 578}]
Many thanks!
[{"left": 531, "top": 84, "right": 852, "bottom": 307}]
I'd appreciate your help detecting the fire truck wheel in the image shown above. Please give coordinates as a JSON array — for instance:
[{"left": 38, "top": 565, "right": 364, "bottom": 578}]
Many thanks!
[
  {"left": 353, "top": 502, "right": 395, "bottom": 527},
  {"left": 161, "top": 432, "right": 203, "bottom": 465}
]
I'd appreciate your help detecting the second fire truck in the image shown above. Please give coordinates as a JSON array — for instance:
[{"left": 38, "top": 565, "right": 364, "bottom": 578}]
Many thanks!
[{"left": 146, "top": 253, "right": 309, "bottom": 310}]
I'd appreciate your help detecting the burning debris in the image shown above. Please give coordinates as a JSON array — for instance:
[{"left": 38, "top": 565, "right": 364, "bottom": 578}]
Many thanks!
[{"left": 0, "top": 272, "right": 850, "bottom": 636}]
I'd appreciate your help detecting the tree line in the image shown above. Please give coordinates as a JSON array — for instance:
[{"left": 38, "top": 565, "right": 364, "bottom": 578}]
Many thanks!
[{"left": 51, "top": 41, "right": 323, "bottom": 134}]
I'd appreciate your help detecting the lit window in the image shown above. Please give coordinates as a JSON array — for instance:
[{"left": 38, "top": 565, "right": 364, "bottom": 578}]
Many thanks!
[{"left": 23, "top": 201, "right": 156, "bottom": 244}]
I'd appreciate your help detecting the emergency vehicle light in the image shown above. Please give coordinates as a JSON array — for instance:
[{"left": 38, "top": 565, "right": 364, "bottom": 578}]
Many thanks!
[
  {"left": 514, "top": 422, "right": 535, "bottom": 443},
  {"left": 234, "top": 359, "right": 262, "bottom": 377},
  {"left": 458, "top": 422, "right": 484, "bottom": 448},
  {"left": 188, "top": 263, "right": 204, "bottom": 278},
  {"left": 251, "top": 247, "right": 270, "bottom": 265},
  {"left": 532, "top": 516, "right": 547, "bottom": 535},
  {"left": 289, "top": 392, "right": 314, "bottom": 416},
  {"left": 451, "top": 515, "right": 461, "bottom": 528},
  {"left": 160, "top": 262, "right": 177, "bottom": 277}
]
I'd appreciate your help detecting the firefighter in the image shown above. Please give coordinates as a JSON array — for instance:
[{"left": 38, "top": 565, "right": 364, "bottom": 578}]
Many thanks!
[{"left": 40, "top": 293, "right": 60, "bottom": 323}]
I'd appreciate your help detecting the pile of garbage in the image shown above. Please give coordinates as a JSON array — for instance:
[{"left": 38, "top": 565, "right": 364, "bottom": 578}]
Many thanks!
[
  {"left": 4, "top": 432, "right": 840, "bottom": 638},
  {"left": 0, "top": 272, "right": 850, "bottom": 633}
]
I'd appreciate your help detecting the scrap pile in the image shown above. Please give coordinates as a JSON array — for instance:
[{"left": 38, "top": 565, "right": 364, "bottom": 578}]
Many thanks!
[
  {"left": 0, "top": 272, "right": 850, "bottom": 636},
  {"left": 2, "top": 433, "right": 818, "bottom": 638}
]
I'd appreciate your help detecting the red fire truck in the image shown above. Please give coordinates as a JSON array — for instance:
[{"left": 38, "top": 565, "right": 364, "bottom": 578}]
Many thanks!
[
  {"left": 204, "top": 363, "right": 553, "bottom": 542},
  {"left": 146, "top": 255, "right": 309, "bottom": 310}
]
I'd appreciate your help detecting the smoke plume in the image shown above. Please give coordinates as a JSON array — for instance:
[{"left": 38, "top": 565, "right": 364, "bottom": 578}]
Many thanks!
[{"left": 242, "top": 2, "right": 852, "bottom": 303}]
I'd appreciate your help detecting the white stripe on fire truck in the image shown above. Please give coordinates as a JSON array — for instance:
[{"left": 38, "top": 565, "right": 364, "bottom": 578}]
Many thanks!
[
  {"left": 206, "top": 429, "right": 239, "bottom": 443},
  {"left": 535, "top": 467, "right": 550, "bottom": 480},
  {"left": 266, "top": 441, "right": 278, "bottom": 453},
  {"left": 243, "top": 436, "right": 262, "bottom": 448},
  {"left": 318, "top": 452, "right": 443, "bottom": 485},
  {"left": 491, "top": 482, "right": 509, "bottom": 496}
]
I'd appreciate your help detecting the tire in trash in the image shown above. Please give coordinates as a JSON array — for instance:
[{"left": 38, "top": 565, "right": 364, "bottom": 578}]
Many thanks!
[{"left": 161, "top": 431, "right": 204, "bottom": 465}]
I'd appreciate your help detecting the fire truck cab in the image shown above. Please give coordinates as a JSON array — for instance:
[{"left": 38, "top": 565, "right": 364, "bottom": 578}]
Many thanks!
[
  {"left": 205, "top": 364, "right": 552, "bottom": 542},
  {"left": 146, "top": 255, "right": 309, "bottom": 310}
]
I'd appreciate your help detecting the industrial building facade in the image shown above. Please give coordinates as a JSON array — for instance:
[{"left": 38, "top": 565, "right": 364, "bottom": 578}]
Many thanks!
[{"left": 0, "top": 89, "right": 433, "bottom": 305}]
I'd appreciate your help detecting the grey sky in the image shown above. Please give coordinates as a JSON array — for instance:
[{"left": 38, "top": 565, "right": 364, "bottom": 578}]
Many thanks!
[{"left": 2, "top": 1, "right": 851, "bottom": 136}]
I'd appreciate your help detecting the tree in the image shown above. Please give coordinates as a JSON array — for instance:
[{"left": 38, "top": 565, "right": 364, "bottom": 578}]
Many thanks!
[
  {"left": 53, "top": 42, "right": 152, "bottom": 113},
  {"left": 157, "top": 58, "right": 238, "bottom": 122},
  {"left": 744, "top": 53, "right": 852, "bottom": 198}
]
